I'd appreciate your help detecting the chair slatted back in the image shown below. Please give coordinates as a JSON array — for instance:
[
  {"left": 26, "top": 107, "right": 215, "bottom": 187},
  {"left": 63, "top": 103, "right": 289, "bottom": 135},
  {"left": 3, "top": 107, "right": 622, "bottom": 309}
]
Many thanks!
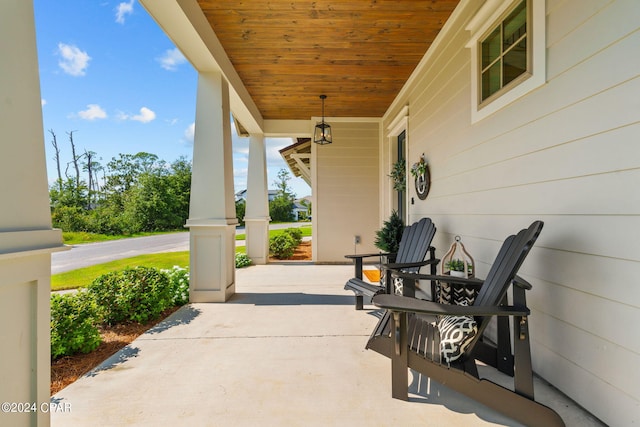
[
  {"left": 394, "top": 218, "right": 436, "bottom": 272},
  {"left": 471, "top": 221, "right": 543, "bottom": 337}
]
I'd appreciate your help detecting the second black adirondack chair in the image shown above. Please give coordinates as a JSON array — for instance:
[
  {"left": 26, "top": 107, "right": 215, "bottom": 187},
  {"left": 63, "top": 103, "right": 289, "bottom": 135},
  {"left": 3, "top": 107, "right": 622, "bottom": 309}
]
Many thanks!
[
  {"left": 367, "top": 221, "right": 565, "bottom": 427},
  {"left": 344, "top": 217, "right": 438, "bottom": 310}
]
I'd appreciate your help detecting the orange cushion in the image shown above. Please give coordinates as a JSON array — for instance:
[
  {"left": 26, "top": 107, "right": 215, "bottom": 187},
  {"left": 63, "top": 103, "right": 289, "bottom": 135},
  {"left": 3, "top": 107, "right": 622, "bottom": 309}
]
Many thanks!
[{"left": 363, "top": 269, "right": 380, "bottom": 283}]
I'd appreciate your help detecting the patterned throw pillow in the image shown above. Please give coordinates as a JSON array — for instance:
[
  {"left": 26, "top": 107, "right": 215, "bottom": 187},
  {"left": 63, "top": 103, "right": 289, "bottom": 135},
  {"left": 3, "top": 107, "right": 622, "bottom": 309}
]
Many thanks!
[
  {"left": 437, "top": 305, "right": 478, "bottom": 363},
  {"left": 393, "top": 276, "right": 404, "bottom": 294},
  {"left": 436, "top": 282, "right": 479, "bottom": 306}
]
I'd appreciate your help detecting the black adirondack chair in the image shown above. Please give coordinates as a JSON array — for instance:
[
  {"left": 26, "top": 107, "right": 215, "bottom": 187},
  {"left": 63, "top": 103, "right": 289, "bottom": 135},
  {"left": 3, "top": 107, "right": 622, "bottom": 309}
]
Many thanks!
[
  {"left": 344, "top": 217, "right": 438, "bottom": 310},
  {"left": 367, "top": 221, "right": 565, "bottom": 427}
]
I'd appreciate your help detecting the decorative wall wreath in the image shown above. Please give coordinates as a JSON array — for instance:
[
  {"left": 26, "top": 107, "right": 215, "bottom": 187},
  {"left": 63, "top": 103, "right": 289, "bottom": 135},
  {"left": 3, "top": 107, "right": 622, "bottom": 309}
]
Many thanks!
[
  {"left": 410, "top": 155, "right": 431, "bottom": 200},
  {"left": 389, "top": 158, "right": 406, "bottom": 192}
]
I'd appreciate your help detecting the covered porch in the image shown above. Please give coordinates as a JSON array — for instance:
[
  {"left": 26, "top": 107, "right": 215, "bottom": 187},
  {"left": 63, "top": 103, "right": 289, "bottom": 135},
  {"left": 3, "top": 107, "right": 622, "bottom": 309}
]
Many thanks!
[
  {"left": 50, "top": 264, "right": 602, "bottom": 426},
  {"left": 1, "top": 1, "right": 638, "bottom": 426}
]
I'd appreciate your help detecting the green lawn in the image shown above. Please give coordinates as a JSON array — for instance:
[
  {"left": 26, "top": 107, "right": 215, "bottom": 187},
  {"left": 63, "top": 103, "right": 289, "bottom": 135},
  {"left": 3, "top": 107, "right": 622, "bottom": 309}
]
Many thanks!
[
  {"left": 51, "top": 252, "right": 190, "bottom": 291},
  {"left": 64, "top": 226, "right": 312, "bottom": 244},
  {"left": 62, "top": 230, "right": 185, "bottom": 245},
  {"left": 51, "top": 246, "right": 247, "bottom": 291},
  {"left": 53, "top": 225, "right": 311, "bottom": 290}
]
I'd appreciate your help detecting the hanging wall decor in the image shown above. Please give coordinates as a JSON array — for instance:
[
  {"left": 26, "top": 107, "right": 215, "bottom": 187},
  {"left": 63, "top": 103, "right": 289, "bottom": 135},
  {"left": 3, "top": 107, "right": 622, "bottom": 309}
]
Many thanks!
[
  {"left": 389, "top": 158, "right": 406, "bottom": 192},
  {"left": 411, "top": 154, "right": 431, "bottom": 200},
  {"left": 441, "top": 235, "right": 475, "bottom": 278}
]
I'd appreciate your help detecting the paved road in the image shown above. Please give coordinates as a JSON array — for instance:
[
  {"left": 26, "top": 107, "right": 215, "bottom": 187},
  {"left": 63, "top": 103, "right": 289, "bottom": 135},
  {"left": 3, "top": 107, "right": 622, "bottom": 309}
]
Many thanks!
[
  {"left": 51, "top": 222, "right": 311, "bottom": 274},
  {"left": 51, "top": 233, "right": 190, "bottom": 274}
]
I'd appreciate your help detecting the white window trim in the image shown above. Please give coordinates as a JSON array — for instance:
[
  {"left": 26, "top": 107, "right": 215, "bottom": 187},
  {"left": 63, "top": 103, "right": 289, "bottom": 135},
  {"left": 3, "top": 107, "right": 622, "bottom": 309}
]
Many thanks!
[
  {"left": 466, "top": 0, "right": 546, "bottom": 123},
  {"left": 387, "top": 105, "right": 409, "bottom": 136}
]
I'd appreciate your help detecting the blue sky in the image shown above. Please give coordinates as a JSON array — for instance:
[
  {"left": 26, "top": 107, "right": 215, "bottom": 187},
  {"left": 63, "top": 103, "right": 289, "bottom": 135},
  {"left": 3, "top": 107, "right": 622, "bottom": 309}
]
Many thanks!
[{"left": 33, "top": 0, "right": 311, "bottom": 198}]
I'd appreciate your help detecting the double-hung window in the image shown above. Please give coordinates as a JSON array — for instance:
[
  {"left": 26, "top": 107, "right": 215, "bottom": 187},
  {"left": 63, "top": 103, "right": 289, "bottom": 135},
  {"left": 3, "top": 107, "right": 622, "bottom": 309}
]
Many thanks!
[
  {"left": 466, "top": 0, "right": 545, "bottom": 122},
  {"left": 481, "top": 0, "right": 528, "bottom": 102}
]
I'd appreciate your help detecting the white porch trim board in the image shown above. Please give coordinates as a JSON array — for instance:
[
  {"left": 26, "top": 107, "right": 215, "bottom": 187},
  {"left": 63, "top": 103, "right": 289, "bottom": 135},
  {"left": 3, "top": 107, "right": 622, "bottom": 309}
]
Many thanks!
[{"left": 185, "top": 71, "right": 238, "bottom": 302}]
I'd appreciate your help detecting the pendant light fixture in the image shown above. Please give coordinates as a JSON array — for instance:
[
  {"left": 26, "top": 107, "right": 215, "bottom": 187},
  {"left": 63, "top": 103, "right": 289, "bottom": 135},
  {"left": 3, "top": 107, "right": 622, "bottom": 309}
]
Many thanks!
[{"left": 313, "top": 94, "right": 332, "bottom": 145}]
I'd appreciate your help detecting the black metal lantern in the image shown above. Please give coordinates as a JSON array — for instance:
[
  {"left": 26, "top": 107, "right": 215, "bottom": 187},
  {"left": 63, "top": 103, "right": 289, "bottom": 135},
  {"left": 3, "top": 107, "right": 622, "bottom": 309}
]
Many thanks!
[{"left": 313, "top": 95, "right": 332, "bottom": 145}]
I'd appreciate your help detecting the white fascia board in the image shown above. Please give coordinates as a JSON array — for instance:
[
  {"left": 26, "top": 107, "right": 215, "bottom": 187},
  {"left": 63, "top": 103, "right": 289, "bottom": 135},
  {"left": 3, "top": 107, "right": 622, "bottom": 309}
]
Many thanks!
[
  {"left": 266, "top": 117, "right": 380, "bottom": 138},
  {"left": 139, "top": 0, "right": 263, "bottom": 134},
  {"left": 264, "top": 119, "right": 313, "bottom": 137}
]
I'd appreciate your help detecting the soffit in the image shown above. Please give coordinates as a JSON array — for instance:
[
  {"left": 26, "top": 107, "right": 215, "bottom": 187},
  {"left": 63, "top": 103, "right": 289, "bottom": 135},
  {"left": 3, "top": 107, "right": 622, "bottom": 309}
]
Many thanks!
[{"left": 196, "top": 0, "right": 461, "bottom": 120}]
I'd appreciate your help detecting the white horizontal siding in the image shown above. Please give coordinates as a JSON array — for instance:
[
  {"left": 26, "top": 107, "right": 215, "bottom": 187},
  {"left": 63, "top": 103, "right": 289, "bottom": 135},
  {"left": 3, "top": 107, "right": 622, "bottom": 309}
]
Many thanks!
[
  {"left": 386, "top": 0, "right": 640, "bottom": 424},
  {"left": 532, "top": 324, "right": 639, "bottom": 427},
  {"left": 316, "top": 121, "right": 380, "bottom": 262},
  {"left": 546, "top": 0, "right": 613, "bottom": 47},
  {"left": 547, "top": 0, "right": 639, "bottom": 80}
]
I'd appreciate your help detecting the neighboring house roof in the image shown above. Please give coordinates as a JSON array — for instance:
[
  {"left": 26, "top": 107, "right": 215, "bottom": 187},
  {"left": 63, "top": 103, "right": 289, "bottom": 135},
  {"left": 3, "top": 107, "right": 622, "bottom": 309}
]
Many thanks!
[
  {"left": 279, "top": 138, "right": 311, "bottom": 186},
  {"left": 293, "top": 201, "right": 308, "bottom": 211},
  {"left": 235, "top": 189, "right": 279, "bottom": 201}
]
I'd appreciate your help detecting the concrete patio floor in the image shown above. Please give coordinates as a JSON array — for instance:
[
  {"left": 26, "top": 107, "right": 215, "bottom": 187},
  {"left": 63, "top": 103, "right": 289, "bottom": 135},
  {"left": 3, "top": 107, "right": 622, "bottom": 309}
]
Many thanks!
[{"left": 52, "top": 264, "right": 603, "bottom": 427}]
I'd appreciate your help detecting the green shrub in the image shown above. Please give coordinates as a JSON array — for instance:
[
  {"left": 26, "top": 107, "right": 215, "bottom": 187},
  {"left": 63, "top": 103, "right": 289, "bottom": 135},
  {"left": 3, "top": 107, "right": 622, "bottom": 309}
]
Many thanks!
[
  {"left": 235, "top": 199, "right": 246, "bottom": 226},
  {"left": 284, "top": 228, "right": 303, "bottom": 245},
  {"left": 87, "top": 266, "right": 172, "bottom": 325},
  {"left": 235, "top": 252, "right": 252, "bottom": 268},
  {"left": 162, "top": 266, "right": 190, "bottom": 306},
  {"left": 269, "top": 233, "right": 296, "bottom": 259},
  {"left": 269, "top": 197, "right": 294, "bottom": 222},
  {"left": 50, "top": 291, "right": 102, "bottom": 359},
  {"left": 51, "top": 205, "right": 89, "bottom": 232}
]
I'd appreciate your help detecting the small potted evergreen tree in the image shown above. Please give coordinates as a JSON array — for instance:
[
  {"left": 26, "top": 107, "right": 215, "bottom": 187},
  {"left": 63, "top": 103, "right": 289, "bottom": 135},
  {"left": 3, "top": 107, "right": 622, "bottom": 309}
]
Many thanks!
[
  {"left": 373, "top": 210, "right": 405, "bottom": 287},
  {"left": 374, "top": 210, "right": 404, "bottom": 254}
]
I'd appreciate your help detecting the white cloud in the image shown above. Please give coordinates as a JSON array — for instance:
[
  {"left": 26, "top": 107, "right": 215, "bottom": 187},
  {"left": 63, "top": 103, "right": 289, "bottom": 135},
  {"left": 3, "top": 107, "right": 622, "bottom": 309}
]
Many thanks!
[
  {"left": 183, "top": 123, "right": 195, "bottom": 145},
  {"left": 77, "top": 104, "right": 107, "bottom": 120},
  {"left": 41, "top": 99, "right": 47, "bottom": 107},
  {"left": 131, "top": 107, "right": 156, "bottom": 123},
  {"left": 117, "top": 107, "right": 156, "bottom": 123},
  {"left": 158, "top": 48, "right": 186, "bottom": 71},
  {"left": 115, "top": 0, "right": 134, "bottom": 24},
  {"left": 234, "top": 147, "right": 250, "bottom": 156},
  {"left": 57, "top": 43, "right": 91, "bottom": 76}
]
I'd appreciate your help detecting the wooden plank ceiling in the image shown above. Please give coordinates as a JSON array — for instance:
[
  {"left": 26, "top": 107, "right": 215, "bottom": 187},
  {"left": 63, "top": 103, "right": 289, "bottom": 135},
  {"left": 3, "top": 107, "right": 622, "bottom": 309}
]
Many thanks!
[{"left": 197, "top": 0, "right": 460, "bottom": 120}]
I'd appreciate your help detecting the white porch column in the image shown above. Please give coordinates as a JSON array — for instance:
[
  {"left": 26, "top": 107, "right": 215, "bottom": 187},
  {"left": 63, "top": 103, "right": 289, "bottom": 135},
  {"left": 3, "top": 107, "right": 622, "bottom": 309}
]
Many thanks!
[
  {"left": 0, "top": 2, "right": 66, "bottom": 426},
  {"left": 244, "top": 133, "right": 270, "bottom": 264},
  {"left": 186, "top": 71, "right": 238, "bottom": 302}
]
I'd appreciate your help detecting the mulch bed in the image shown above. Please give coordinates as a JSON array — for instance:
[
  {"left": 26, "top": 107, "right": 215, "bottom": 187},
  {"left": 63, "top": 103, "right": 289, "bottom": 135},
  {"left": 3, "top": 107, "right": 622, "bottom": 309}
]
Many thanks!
[
  {"left": 269, "top": 240, "right": 312, "bottom": 261},
  {"left": 51, "top": 306, "right": 179, "bottom": 395}
]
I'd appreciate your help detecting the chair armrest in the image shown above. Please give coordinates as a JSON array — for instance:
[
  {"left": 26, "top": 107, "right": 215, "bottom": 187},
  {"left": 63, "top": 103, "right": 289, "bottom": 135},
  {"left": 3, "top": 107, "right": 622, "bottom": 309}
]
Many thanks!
[
  {"left": 383, "top": 258, "right": 440, "bottom": 271},
  {"left": 372, "top": 294, "right": 530, "bottom": 317},
  {"left": 345, "top": 252, "right": 396, "bottom": 280},
  {"left": 393, "top": 271, "right": 530, "bottom": 290},
  {"left": 390, "top": 270, "right": 485, "bottom": 287},
  {"left": 513, "top": 275, "right": 532, "bottom": 290},
  {"left": 344, "top": 252, "right": 395, "bottom": 260}
]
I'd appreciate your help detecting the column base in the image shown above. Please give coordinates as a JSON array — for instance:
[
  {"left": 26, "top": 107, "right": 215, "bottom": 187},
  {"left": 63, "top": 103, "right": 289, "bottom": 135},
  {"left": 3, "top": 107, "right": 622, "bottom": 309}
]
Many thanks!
[
  {"left": 0, "top": 230, "right": 66, "bottom": 427},
  {"left": 186, "top": 222, "right": 237, "bottom": 302},
  {"left": 244, "top": 217, "right": 270, "bottom": 265}
]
